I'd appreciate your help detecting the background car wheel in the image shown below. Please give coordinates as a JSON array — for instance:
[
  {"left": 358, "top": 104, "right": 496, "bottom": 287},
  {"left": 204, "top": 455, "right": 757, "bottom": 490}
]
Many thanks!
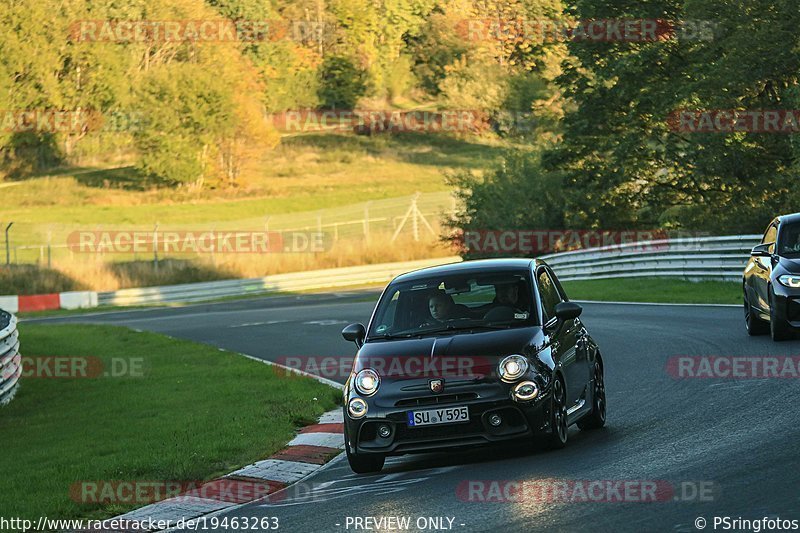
[
  {"left": 345, "top": 445, "right": 385, "bottom": 474},
  {"left": 769, "top": 289, "right": 793, "bottom": 341},
  {"left": 578, "top": 360, "right": 606, "bottom": 430},
  {"left": 744, "top": 292, "right": 768, "bottom": 335},
  {"left": 545, "top": 376, "right": 568, "bottom": 449}
]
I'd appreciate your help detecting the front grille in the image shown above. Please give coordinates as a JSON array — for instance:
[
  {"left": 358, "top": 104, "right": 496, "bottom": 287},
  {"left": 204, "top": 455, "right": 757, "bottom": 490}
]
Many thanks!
[
  {"left": 395, "top": 393, "right": 478, "bottom": 408},
  {"left": 394, "top": 416, "right": 485, "bottom": 441}
]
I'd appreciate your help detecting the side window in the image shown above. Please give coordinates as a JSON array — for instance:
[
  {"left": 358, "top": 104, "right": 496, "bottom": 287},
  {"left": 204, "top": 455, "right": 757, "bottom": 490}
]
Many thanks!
[
  {"left": 537, "top": 269, "right": 561, "bottom": 323},
  {"left": 763, "top": 223, "right": 778, "bottom": 245},
  {"left": 548, "top": 268, "right": 568, "bottom": 302}
]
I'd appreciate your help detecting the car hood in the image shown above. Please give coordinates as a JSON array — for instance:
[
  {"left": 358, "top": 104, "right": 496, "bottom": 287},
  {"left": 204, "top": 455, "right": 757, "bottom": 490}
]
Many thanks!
[
  {"left": 354, "top": 327, "right": 540, "bottom": 381},
  {"left": 778, "top": 256, "right": 800, "bottom": 272}
]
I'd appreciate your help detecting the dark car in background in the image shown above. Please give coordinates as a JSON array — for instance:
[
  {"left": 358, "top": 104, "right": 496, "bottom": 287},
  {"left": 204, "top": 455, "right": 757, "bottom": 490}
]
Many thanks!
[
  {"left": 744, "top": 213, "right": 800, "bottom": 341},
  {"left": 340, "top": 259, "right": 607, "bottom": 473}
]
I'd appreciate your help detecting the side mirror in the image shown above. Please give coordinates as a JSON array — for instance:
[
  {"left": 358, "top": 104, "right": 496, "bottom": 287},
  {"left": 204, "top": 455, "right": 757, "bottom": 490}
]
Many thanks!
[
  {"left": 555, "top": 301, "right": 582, "bottom": 322},
  {"left": 751, "top": 243, "right": 772, "bottom": 257},
  {"left": 342, "top": 323, "right": 366, "bottom": 348}
]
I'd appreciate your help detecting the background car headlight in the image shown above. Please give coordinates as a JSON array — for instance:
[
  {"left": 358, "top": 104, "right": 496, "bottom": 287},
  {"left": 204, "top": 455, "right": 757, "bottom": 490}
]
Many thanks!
[
  {"left": 348, "top": 397, "right": 367, "bottom": 418},
  {"left": 354, "top": 369, "right": 380, "bottom": 396},
  {"left": 778, "top": 275, "right": 800, "bottom": 288},
  {"left": 498, "top": 355, "right": 529, "bottom": 382}
]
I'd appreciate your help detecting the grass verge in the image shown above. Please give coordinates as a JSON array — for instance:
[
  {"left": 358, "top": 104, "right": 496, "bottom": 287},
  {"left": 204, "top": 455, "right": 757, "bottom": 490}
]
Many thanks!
[
  {"left": 0, "top": 324, "right": 340, "bottom": 521},
  {"left": 561, "top": 278, "right": 741, "bottom": 305},
  {"left": 0, "top": 232, "right": 454, "bottom": 294}
]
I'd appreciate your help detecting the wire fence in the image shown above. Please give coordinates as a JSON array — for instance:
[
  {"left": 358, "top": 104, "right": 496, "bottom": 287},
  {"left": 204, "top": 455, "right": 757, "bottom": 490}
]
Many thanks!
[{"left": 2, "top": 192, "right": 458, "bottom": 267}]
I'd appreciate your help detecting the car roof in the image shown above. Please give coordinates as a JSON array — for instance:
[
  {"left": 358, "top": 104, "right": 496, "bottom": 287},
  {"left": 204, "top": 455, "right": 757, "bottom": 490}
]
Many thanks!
[
  {"left": 778, "top": 212, "right": 800, "bottom": 225},
  {"left": 392, "top": 258, "right": 542, "bottom": 284}
]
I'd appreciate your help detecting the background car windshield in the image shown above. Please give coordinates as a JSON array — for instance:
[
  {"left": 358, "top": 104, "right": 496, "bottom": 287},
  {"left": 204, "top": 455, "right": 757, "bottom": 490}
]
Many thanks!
[
  {"left": 368, "top": 271, "right": 537, "bottom": 338},
  {"left": 779, "top": 223, "right": 800, "bottom": 256}
]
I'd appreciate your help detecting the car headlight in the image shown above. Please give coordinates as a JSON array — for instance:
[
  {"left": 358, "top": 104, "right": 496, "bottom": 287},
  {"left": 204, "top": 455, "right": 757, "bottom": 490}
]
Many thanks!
[
  {"left": 498, "top": 355, "right": 529, "bottom": 382},
  {"left": 354, "top": 369, "right": 380, "bottom": 396},
  {"left": 778, "top": 275, "right": 800, "bottom": 288}
]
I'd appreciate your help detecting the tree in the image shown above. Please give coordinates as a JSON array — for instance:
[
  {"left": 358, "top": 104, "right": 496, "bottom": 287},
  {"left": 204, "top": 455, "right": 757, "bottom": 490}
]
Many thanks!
[
  {"left": 446, "top": 150, "right": 566, "bottom": 258},
  {"left": 317, "top": 56, "right": 369, "bottom": 109},
  {"left": 544, "top": 0, "right": 800, "bottom": 233}
]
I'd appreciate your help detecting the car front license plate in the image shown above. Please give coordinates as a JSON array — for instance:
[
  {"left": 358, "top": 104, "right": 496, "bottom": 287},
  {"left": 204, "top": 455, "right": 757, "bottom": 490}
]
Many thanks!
[{"left": 407, "top": 406, "right": 469, "bottom": 427}]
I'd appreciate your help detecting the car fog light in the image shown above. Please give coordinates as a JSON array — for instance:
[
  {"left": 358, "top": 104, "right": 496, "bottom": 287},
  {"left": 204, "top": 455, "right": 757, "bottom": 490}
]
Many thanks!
[
  {"left": 488, "top": 414, "right": 502, "bottom": 427},
  {"left": 514, "top": 381, "right": 539, "bottom": 400},
  {"left": 513, "top": 381, "right": 539, "bottom": 401},
  {"left": 378, "top": 424, "right": 392, "bottom": 438},
  {"left": 348, "top": 397, "right": 368, "bottom": 419}
]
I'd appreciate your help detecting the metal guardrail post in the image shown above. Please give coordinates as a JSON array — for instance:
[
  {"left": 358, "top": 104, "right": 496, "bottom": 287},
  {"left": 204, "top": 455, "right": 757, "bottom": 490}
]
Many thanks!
[
  {"left": 4, "top": 222, "right": 13, "bottom": 266},
  {"left": 153, "top": 223, "right": 159, "bottom": 273}
]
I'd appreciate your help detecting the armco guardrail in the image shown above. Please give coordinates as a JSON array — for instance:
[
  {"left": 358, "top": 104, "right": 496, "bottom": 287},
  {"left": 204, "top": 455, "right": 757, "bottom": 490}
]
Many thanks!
[
  {"left": 99, "top": 257, "right": 462, "bottom": 306},
  {"left": 541, "top": 235, "right": 761, "bottom": 281},
  {"left": 0, "top": 309, "right": 21, "bottom": 405}
]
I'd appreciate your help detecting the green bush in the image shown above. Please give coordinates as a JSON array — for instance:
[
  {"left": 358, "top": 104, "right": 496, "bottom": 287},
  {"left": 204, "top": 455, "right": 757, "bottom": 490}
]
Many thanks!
[
  {"left": 317, "top": 56, "right": 368, "bottom": 109},
  {"left": 447, "top": 151, "right": 566, "bottom": 259}
]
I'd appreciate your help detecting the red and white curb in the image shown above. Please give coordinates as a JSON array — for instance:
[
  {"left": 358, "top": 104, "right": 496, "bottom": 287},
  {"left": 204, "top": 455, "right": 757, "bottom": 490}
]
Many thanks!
[
  {"left": 0, "top": 291, "right": 96, "bottom": 313},
  {"left": 114, "top": 408, "right": 345, "bottom": 527}
]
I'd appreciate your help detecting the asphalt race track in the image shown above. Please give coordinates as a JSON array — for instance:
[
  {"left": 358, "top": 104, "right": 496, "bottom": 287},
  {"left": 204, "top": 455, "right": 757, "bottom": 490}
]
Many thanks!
[{"left": 30, "top": 294, "right": 800, "bottom": 532}]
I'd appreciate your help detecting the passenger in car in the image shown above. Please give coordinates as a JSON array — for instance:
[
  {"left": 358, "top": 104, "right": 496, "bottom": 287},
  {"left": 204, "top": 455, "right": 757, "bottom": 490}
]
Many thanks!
[{"left": 424, "top": 290, "right": 471, "bottom": 324}]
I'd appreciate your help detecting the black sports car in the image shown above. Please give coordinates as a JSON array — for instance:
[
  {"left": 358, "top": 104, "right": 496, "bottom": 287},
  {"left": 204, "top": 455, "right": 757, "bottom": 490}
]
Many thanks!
[
  {"left": 340, "top": 258, "right": 607, "bottom": 473},
  {"left": 744, "top": 212, "right": 800, "bottom": 341}
]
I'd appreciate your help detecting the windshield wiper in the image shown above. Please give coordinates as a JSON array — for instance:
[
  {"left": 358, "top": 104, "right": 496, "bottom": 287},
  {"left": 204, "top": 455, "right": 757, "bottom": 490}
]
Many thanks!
[
  {"left": 452, "top": 323, "right": 512, "bottom": 331},
  {"left": 418, "top": 323, "right": 512, "bottom": 335},
  {"left": 368, "top": 332, "right": 419, "bottom": 340},
  {"left": 369, "top": 323, "right": 514, "bottom": 340}
]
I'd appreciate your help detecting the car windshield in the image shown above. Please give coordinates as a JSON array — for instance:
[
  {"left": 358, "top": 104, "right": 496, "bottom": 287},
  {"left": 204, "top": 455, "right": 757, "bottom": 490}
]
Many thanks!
[
  {"left": 367, "top": 270, "right": 538, "bottom": 339},
  {"left": 779, "top": 222, "right": 800, "bottom": 256}
]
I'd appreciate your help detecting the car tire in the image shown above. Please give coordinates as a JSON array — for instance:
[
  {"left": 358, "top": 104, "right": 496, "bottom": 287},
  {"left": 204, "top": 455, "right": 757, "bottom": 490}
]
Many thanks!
[
  {"left": 345, "top": 444, "right": 385, "bottom": 474},
  {"left": 577, "top": 359, "right": 606, "bottom": 430},
  {"left": 744, "top": 291, "right": 768, "bottom": 336},
  {"left": 769, "top": 289, "right": 793, "bottom": 341},
  {"left": 545, "top": 376, "right": 568, "bottom": 449}
]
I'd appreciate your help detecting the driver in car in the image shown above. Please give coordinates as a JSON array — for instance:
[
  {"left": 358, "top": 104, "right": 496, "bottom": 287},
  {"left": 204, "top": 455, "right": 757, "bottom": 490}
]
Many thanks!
[
  {"left": 782, "top": 230, "right": 800, "bottom": 254},
  {"left": 483, "top": 280, "right": 528, "bottom": 321},
  {"left": 495, "top": 282, "right": 520, "bottom": 308}
]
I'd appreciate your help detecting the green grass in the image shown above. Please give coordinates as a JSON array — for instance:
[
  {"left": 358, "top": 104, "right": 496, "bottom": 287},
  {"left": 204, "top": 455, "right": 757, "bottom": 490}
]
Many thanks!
[
  {"left": 561, "top": 278, "right": 741, "bottom": 305},
  {"left": 3, "top": 132, "right": 509, "bottom": 243},
  {"left": 0, "top": 324, "right": 340, "bottom": 521},
  {"left": 1, "top": 131, "right": 507, "bottom": 293}
]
